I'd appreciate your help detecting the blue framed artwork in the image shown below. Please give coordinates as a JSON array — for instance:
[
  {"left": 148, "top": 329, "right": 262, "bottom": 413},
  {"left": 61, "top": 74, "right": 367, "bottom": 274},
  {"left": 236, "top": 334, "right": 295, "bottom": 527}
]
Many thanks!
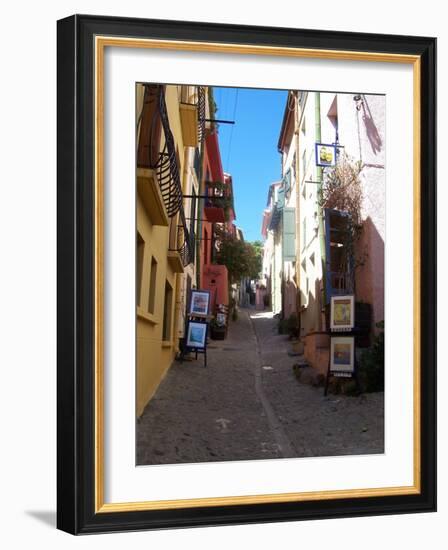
[{"left": 186, "top": 320, "right": 208, "bottom": 349}]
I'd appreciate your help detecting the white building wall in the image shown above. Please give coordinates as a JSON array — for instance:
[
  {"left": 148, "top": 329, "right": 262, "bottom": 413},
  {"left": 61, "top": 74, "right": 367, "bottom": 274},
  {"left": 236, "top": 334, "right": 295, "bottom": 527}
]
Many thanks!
[
  {"left": 297, "top": 91, "right": 385, "bottom": 333},
  {"left": 297, "top": 92, "right": 325, "bottom": 335},
  {"left": 337, "top": 93, "right": 386, "bottom": 325},
  {"left": 281, "top": 129, "right": 298, "bottom": 319}
]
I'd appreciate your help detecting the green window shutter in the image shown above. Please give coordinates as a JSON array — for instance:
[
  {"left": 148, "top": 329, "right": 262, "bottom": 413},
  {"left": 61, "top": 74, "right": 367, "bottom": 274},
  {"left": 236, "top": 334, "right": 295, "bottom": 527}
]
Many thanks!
[
  {"left": 282, "top": 207, "right": 296, "bottom": 262},
  {"left": 283, "top": 169, "right": 291, "bottom": 195},
  {"left": 277, "top": 187, "right": 285, "bottom": 210}
]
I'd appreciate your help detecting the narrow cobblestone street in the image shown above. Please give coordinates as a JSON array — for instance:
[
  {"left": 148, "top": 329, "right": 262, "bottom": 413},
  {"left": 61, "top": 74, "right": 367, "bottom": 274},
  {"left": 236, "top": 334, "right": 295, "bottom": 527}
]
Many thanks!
[{"left": 136, "top": 308, "right": 384, "bottom": 465}]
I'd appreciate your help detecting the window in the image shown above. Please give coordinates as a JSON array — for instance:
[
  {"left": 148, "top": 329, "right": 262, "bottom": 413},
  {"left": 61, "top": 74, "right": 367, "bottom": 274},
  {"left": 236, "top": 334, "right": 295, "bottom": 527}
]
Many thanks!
[
  {"left": 185, "top": 274, "right": 192, "bottom": 317},
  {"left": 162, "top": 281, "right": 173, "bottom": 341},
  {"left": 327, "top": 96, "right": 339, "bottom": 142},
  {"left": 137, "top": 85, "right": 162, "bottom": 168},
  {"left": 136, "top": 232, "right": 145, "bottom": 307},
  {"left": 204, "top": 227, "right": 209, "bottom": 265},
  {"left": 324, "top": 208, "right": 354, "bottom": 303},
  {"left": 189, "top": 190, "right": 196, "bottom": 264},
  {"left": 148, "top": 256, "right": 157, "bottom": 314},
  {"left": 282, "top": 207, "right": 296, "bottom": 262}
]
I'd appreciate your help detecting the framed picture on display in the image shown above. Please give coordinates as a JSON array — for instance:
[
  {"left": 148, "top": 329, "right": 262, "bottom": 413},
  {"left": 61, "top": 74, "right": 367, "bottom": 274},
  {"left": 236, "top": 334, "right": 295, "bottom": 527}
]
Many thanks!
[
  {"left": 330, "top": 295, "right": 355, "bottom": 332},
  {"left": 186, "top": 320, "right": 208, "bottom": 349},
  {"left": 189, "top": 290, "right": 211, "bottom": 316}
]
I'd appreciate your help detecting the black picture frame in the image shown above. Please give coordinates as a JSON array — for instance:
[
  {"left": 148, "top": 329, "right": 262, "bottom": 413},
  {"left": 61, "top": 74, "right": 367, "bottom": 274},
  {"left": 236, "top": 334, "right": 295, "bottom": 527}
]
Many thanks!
[{"left": 57, "top": 14, "right": 436, "bottom": 535}]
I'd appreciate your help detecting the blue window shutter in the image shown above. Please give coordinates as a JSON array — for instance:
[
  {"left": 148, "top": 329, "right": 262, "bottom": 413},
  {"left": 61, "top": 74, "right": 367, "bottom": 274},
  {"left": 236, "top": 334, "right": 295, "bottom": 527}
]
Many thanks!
[
  {"left": 324, "top": 208, "right": 332, "bottom": 302},
  {"left": 324, "top": 207, "right": 353, "bottom": 303},
  {"left": 282, "top": 207, "right": 296, "bottom": 262}
]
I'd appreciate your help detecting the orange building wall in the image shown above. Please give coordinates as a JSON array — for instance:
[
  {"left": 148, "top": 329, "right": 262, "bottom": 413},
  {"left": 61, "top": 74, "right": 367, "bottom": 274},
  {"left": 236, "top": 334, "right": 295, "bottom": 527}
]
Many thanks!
[{"left": 202, "top": 264, "right": 229, "bottom": 309}]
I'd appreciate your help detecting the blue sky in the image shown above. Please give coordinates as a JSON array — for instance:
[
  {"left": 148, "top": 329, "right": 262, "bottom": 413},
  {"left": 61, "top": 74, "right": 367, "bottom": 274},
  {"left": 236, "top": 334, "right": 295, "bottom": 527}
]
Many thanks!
[{"left": 213, "top": 87, "right": 288, "bottom": 242}]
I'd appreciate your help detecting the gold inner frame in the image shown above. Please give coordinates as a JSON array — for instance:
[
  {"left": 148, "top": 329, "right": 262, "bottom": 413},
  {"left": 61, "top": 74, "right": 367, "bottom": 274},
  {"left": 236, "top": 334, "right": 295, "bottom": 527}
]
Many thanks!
[{"left": 94, "top": 36, "right": 421, "bottom": 513}]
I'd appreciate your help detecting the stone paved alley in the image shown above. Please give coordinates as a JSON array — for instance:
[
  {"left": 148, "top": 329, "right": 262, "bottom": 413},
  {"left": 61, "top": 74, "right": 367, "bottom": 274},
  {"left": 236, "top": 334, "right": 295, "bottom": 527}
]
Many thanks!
[{"left": 136, "top": 308, "right": 384, "bottom": 465}]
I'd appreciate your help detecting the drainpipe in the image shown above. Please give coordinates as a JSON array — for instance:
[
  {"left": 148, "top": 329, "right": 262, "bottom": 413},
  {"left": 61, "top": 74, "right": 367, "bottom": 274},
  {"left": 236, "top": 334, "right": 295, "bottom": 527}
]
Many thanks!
[
  {"left": 294, "top": 92, "right": 302, "bottom": 336},
  {"left": 315, "top": 92, "right": 327, "bottom": 330}
]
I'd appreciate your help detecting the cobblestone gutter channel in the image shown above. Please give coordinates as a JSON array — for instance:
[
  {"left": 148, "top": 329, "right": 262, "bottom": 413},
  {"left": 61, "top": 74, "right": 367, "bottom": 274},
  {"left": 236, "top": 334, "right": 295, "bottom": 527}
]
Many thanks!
[
  {"left": 249, "top": 313, "right": 296, "bottom": 458},
  {"left": 136, "top": 308, "right": 384, "bottom": 465}
]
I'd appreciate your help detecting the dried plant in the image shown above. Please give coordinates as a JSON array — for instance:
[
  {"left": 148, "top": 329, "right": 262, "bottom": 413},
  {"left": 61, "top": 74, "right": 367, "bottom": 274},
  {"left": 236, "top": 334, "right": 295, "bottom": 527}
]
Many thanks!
[
  {"left": 320, "top": 153, "right": 367, "bottom": 272},
  {"left": 321, "top": 153, "right": 363, "bottom": 228}
]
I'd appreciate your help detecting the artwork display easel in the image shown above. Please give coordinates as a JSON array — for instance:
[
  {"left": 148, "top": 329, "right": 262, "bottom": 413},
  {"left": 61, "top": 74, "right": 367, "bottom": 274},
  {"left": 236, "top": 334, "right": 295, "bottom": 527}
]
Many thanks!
[
  {"left": 178, "top": 290, "right": 212, "bottom": 368},
  {"left": 324, "top": 295, "right": 360, "bottom": 396}
]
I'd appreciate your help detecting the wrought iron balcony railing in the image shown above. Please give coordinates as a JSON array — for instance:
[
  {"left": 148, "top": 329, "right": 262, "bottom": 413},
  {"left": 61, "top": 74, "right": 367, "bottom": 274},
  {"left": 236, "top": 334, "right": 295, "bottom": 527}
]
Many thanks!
[
  {"left": 138, "top": 84, "right": 197, "bottom": 267},
  {"left": 326, "top": 270, "right": 354, "bottom": 296},
  {"left": 138, "top": 84, "right": 183, "bottom": 218},
  {"left": 168, "top": 207, "right": 195, "bottom": 267},
  {"left": 197, "top": 86, "right": 206, "bottom": 144},
  {"left": 179, "top": 207, "right": 195, "bottom": 266}
]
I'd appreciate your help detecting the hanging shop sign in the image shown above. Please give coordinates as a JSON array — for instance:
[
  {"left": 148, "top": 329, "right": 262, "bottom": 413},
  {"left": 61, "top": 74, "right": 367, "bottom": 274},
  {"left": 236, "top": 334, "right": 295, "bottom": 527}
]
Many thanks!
[{"left": 315, "top": 142, "right": 337, "bottom": 167}]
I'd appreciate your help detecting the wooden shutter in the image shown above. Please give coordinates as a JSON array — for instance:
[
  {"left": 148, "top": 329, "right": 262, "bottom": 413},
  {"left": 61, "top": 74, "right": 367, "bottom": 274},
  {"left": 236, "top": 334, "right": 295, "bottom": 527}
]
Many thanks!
[
  {"left": 324, "top": 207, "right": 353, "bottom": 303},
  {"left": 282, "top": 207, "right": 296, "bottom": 262}
]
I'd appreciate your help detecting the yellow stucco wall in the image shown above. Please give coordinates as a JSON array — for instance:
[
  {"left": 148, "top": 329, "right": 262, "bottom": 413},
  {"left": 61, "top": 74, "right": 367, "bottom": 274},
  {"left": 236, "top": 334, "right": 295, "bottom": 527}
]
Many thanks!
[
  {"left": 136, "top": 194, "right": 179, "bottom": 416},
  {"left": 136, "top": 84, "right": 200, "bottom": 417}
]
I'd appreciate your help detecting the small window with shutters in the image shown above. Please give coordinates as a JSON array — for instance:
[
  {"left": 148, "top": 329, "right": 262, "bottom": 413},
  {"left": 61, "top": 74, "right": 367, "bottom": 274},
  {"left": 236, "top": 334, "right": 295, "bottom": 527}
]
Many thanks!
[
  {"left": 282, "top": 207, "right": 296, "bottom": 262},
  {"left": 148, "top": 256, "right": 157, "bottom": 314},
  {"left": 162, "top": 280, "right": 173, "bottom": 341},
  {"left": 136, "top": 232, "right": 145, "bottom": 307}
]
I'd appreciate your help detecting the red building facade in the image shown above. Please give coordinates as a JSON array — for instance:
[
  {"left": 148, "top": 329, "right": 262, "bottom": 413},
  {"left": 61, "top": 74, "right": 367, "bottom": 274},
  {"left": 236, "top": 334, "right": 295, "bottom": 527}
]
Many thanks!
[{"left": 198, "top": 130, "right": 236, "bottom": 326}]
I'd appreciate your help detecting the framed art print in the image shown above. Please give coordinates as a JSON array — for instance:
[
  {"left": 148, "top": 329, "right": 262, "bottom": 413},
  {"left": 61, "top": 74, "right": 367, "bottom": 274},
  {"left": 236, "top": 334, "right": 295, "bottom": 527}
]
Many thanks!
[
  {"left": 330, "top": 295, "right": 355, "bottom": 332},
  {"left": 57, "top": 15, "right": 436, "bottom": 534},
  {"left": 189, "top": 290, "right": 211, "bottom": 316},
  {"left": 330, "top": 336, "right": 355, "bottom": 374},
  {"left": 185, "top": 320, "right": 208, "bottom": 349}
]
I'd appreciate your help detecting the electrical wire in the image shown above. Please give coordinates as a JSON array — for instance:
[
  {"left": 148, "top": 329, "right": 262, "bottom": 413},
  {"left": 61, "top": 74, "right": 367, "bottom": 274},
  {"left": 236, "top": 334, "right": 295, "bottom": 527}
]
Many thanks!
[{"left": 225, "top": 88, "right": 239, "bottom": 171}]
